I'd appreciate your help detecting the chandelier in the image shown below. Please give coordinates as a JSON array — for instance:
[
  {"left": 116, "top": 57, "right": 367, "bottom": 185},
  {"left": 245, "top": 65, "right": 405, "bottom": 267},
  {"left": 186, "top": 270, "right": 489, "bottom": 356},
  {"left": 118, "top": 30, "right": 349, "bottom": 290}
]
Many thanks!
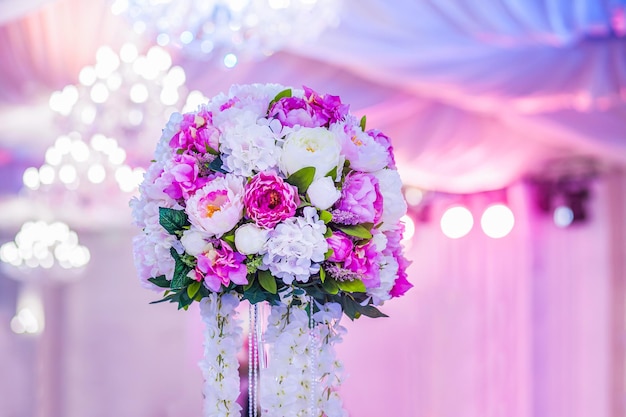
[
  {"left": 111, "top": 0, "right": 342, "bottom": 67},
  {"left": 0, "top": 221, "right": 90, "bottom": 335}
]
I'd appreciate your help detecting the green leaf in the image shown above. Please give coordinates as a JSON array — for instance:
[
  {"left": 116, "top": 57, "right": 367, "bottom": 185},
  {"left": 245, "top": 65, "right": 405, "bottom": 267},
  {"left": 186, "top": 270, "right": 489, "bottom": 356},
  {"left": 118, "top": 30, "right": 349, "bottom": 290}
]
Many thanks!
[
  {"left": 337, "top": 279, "right": 366, "bottom": 293},
  {"left": 324, "top": 248, "right": 334, "bottom": 260},
  {"left": 147, "top": 275, "right": 170, "bottom": 289},
  {"left": 205, "top": 144, "right": 219, "bottom": 156},
  {"left": 159, "top": 207, "right": 190, "bottom": 236},
  {"left": 209, "top": 156, "right": 227, "bottom": 173},
  {"left": 242, "top": 280, "right": 280, "bottom": 305},
  {"left": 325, "top": 166, "right": 337, "bottom": 180},
  {"left": 321, "top": 277, "right": 339, "bottom": 295},
  {"left": 359, "top": 115, "right": 367, "bottom": 131},
  {"left": 267, "top": 88, "right": 292, "bottom": 111},
  {"left": 341, "top": 295, "right": 359, "bottom": 320},
  {"left": 356, "top": 304, "right": 388, "bottom": 319},
  {"left": 286, "top": 166, "right": 316, "bottom": 194},
  {"left": 187, "top": 281, "right": 201, "bottom": 299},
  {"left": 170, "top": 248, "right": 192, "bottom": 290},
  {"left": 243, "top": 273, "right": 256, "bottom": 291},
  {"left": 319, "top": 266, "right": 326, "bottom": 283},
  {"left": 177, "top": 290, "right": 194, "bottom": 310},
  {"left": 337, "top": 224, "right": 372, "bottom": 240},
  {"left": 149, "top": 293, "right": 177, "bottom": 304},
  {"left": 319, "top": 210, "right": 332, "bottom": 224},
  {"left": 258, "top": 270, "right": 277, "bottom": 294}
]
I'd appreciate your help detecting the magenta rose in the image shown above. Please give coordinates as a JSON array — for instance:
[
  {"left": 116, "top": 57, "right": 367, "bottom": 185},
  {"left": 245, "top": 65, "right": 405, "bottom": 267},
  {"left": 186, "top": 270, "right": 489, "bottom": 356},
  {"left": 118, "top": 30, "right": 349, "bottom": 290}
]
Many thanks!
[
  {"left": 269, "top": 96, "right": 325, "bottom": 128},
  {"left": 244, "top": 171, "right": 300, "bottom": 229},
  {"left": 196, "top": 240, "right": 248, "bottom": 292},
  {"left": 343, "top": 241, "right": 381, "bottom": 289},
  {"left": 169, "top": 109, "right": 220, "bottom": 154},
  {"left": 334, "top": 172, "right": 383, "bottom": 224},
  {"left": 326, "top": 231, "right": 353, "bottom": 262},
  {"left": 303, "top": 86, "right": 349, "bottom": 126}
]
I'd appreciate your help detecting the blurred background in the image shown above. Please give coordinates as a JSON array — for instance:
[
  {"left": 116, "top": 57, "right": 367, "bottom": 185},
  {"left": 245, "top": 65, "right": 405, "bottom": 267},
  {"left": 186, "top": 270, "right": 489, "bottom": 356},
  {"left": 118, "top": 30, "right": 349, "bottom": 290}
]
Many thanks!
[{"left": 0, "top": 0, "right": 625, "bottom": 416}]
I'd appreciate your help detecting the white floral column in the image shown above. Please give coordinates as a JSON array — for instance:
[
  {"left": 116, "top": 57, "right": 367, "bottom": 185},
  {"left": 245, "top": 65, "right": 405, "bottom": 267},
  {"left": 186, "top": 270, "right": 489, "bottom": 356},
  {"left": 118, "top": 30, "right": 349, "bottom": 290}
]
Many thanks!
[
  {"left": 199, "top": 293, "right": 244, "bottom": 417},
  {"left": 260, "top": 301, "right": 348, "bottom": 417}
]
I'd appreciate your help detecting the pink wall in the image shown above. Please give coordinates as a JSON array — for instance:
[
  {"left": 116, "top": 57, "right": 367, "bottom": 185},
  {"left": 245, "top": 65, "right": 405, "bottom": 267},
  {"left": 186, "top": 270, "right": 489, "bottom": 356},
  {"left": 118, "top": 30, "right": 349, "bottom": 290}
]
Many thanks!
[{"left": 0, "top": 174, "right": 624, "bottom": 416}]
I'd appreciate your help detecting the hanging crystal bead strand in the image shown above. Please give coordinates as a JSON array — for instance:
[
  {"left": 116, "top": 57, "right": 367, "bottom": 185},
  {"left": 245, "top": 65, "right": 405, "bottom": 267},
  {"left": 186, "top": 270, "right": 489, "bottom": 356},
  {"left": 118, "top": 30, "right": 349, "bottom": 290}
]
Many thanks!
[
  {"left": 308, "top": 296, "right": 318, "bottom": 417},
  {"left": 248, "top": 303, "right": 261, "bottom": 417}
]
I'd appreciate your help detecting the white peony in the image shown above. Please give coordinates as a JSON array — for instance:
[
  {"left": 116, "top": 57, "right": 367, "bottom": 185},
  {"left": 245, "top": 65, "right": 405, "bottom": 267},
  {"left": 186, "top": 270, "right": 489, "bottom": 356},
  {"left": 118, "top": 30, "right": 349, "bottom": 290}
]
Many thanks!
[
  {"left": 372, "top": 168, "right": 408, "bottom": 231},
  {"left": 307, "top": 176, "right": 341, "bottom": 210},
  {"left": 280, "top": 127, "right": 342, "bottom": 180},
  {"left": 234, "top": 223, "right": 270, "bottom": 255}
]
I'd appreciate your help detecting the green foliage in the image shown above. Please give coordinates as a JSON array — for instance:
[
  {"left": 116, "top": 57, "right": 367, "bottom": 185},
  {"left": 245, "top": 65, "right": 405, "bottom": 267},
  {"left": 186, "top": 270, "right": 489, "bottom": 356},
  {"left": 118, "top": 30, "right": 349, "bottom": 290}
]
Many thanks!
[
  {"left": 209, "top": 156, "right": 227, "bottom": 173},
  {"left": 285, "top": 167, "right": 316, "bottom": 194},
  {"left": 337, "top": 279, "right": 366, "bottom": 293},
  {"left": 258, "top": 269, "right": 277, "bottom": 294},
  {"left": 147, "top": 275, "right": 170, "bottom": 288},
  {"left": 337, "top": 224, "right": 373, "bottom": 240},
  {"left": 159, "top": 208, "right": 190, "bottom": 236},
  {"left": 359, "top": 115, "right": 367, "bottom": 131},
  {"left": 267, "top": 88, "right": 292, "bottom": 112}
]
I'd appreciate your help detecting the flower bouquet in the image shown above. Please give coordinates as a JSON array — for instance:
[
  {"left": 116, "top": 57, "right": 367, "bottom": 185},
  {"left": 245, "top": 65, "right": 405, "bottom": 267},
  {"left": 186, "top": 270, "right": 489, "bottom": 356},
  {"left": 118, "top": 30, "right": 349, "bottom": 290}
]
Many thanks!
[{"left": 131, "top": 83, "right": 412, "bottom": 417}]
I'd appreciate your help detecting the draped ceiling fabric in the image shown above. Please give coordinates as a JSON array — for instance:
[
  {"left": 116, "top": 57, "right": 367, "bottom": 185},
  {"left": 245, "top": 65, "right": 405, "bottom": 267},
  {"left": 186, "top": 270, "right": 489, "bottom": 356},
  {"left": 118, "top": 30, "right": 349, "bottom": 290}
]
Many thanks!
[{"left": 0, "top": 0, "right": 624, "bottom": 201}]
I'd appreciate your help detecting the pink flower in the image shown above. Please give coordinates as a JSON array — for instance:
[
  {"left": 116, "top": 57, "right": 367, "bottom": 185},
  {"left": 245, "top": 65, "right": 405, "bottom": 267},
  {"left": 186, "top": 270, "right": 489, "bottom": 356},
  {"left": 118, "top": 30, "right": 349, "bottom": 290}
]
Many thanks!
[
  {"left": 331, "top": 117, "right": 388, "bottom": 173},
  {"left": 334, "top": 172, "right": 383, "bottom": 224},
  {"left": 169, "top": 109, "right": 220, "bottom": 154},
  {"left": 326, "top": 232, "right": 353, "bottom": 262},
  {"left": 162, "top": 153, "right": 208, "bottom": 200},
  {"left": 343, "top": 241, "right": 380, "bottom": 289},
  {"left": 269, "top": 96, "right": 325, "bottom": 128},
  {"left": 197, "top": 241, "right": 248, "bottom": 292},
  {"left": 304, "top": 86, "right": 349, "bottom": 126},
  {"left": 244, "top": 172, "right": 300, "bottom": 229},
  {"left": 367, "top": 129, "right": 396, "bottom": 169},
  {"left": 384, "top": 223, "right": 413, "bottom": 297},
  {"left": 185, "top": 174, "right": 245, "bottom": 237}
]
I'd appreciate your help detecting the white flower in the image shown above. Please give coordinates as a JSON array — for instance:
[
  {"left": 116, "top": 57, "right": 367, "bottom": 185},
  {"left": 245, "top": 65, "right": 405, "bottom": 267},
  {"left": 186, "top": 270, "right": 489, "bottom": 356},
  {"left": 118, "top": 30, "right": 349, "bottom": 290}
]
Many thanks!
[
  {"left": 307, "top": 176, "right": 341, "bottom": 210},
  {"left": 219, "top": 111, "right": 281, "bottom": 176},
  {"left": 199, "top": 294, "right": 243, "bottom": 417},
  {"left": 261, "top": 207, "right": 328, "bottom": 285},
  {"left": 181, "top": 228, "right": 213, "bottom": 256},
  {"left": 185, "top": 174, "right": 245, "bottom": 237},
  {"left": 371, "top": 168, "right": 407, "bottom": 230},
  {"left": 280, "top": 127, "right": 342, "bottom": 180},
  {"left": 234, "top": 223, "right": 269, "bottom": 255}
]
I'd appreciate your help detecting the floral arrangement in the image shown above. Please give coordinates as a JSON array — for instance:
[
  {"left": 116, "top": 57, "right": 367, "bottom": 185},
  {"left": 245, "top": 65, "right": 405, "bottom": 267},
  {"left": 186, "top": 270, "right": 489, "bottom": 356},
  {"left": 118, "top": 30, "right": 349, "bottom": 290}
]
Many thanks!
[
  {"left": 131, "top": 83, "right": 411, "bottom": 316},
  {"left": 130, "top": 83, "right": 412, "bottom": 416}
]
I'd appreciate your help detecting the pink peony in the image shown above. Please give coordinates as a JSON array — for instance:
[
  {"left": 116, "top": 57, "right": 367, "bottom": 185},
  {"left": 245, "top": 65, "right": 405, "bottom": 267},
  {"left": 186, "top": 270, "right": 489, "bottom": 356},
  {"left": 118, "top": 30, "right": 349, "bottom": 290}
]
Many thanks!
[
  {"left": 326, "top": 231, "right": 353, "bottom": 262},
  {"left": 196, "top": 241, "right": 248, "bottom": 292},
  {"left": 303, "top": 86, "right": 349, "bottom": 126},
  {"left": 169, "top": 109, "right": 220, "bottom": 154},
  {"left": 185, "top": 174, "right": 245, "bottom": 237},
  {"left": 334, "top": 172, "right": 383, "bottom": 224},
  {"left": 269, "top": 96, "right": 325, "bottom": 128},
  {"left": 332, "top": 117, "right": 388, "bottom": 173},
  {"left": 162, "top": 153, "right": 208, "bottom": 200},
  {"left": 244, "top": 172, "right": 300, "bottom": 229},
  {"left": 343, "top": 241, "right": 380, "bottom": 289}
]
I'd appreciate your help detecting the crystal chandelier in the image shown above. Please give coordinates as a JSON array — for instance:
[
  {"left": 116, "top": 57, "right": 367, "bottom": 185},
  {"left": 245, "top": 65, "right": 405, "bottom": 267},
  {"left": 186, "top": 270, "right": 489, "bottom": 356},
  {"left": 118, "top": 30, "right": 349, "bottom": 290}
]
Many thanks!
[
  {"left": 111, "top": 0, "right": 342, "bottom": 67},
  {"left": 0, "top": 221, "right": 90, "bottom": 335},
  {"left": 43, "top": 43, "right": 207, "bottom": 226}
]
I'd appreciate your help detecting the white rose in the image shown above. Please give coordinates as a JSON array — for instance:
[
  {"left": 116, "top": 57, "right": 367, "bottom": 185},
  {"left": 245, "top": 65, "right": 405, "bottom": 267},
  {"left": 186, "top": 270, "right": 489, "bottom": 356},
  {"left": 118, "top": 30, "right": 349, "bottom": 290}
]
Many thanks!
[
  {"left": 180, "top": 228, "right": 212, "bottom": 256},
  {"left": 280, "top": 127, "right": 342, "bottom": 180},
  {"left": 235, "top": 223, "right": 270, "bottom": 255},
  {"left": 307, "top": 177, "right": 341, "bottom": 210}
]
